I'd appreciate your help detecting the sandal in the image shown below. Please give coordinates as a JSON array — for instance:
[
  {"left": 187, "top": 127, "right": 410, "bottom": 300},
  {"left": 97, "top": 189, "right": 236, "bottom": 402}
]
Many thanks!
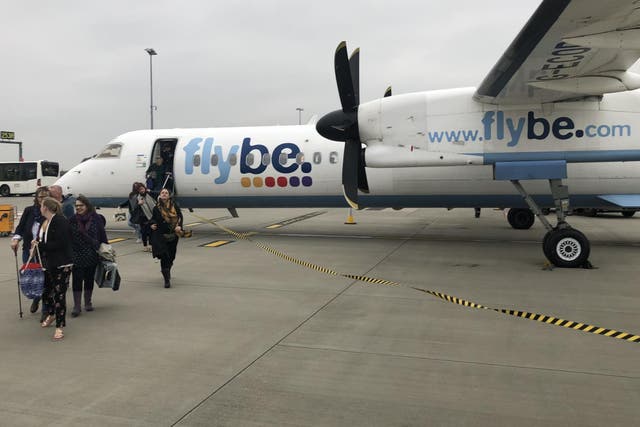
[
  {"left": 41, "top": 315, "right": 55, "bottom": 328},
  {"left": 53, "top": 328, "right": 64, "bottom": 341}
]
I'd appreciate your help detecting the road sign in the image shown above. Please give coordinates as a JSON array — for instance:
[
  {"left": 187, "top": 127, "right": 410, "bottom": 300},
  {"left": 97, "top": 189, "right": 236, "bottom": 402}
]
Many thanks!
[{"left": 1, "top": 131, "right": 15, "bottom": 140}]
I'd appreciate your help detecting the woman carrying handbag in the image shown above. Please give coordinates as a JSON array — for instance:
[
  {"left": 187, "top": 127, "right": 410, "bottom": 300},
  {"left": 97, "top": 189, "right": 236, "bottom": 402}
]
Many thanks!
[{"left": 33, "top": 197, "right": 73, "bottom": 341}]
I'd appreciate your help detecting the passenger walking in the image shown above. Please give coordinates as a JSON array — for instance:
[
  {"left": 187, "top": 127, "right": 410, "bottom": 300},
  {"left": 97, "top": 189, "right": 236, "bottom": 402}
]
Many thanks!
[
  {"left": 120, "top": 183, "right": 143, "bottom": 243},
  {"left": 10, "top": 186, "right": 50, "bottom": 319},
  {"left": 33, "top": 197, "right": 73, "bottom": 341},
  {"left": 145, "top": 158, "right": 166, "bottom": 197},
  {"left": 150, "top": 188, "right": 183, "bottom": 288},
  {"left": 134, "top": 182, "right": 156, "bottom": 252},
  {"left": 69, "top": 195, "right": 108, "bottom": 317}
]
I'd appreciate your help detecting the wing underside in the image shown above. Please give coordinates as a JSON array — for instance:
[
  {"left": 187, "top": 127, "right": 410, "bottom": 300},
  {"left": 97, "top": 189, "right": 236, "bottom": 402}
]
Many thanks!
[{"left": 475, "top": 0, "right": 640, "bottom": 104}]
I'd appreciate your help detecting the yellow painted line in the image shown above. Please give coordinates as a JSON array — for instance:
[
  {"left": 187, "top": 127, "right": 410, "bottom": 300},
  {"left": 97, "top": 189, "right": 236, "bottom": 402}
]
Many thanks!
[
  {"left": 266, "top": 224, "right": 282, "bottom": 229},
  {"left": 185, "top": 222, "right": 203, "bottom": 227},
  {"left": 203, "top": 240, "right": 233, "bottom": 248},
  {"left": 108, "top": 238, "right": 127, "bottom": 243}
]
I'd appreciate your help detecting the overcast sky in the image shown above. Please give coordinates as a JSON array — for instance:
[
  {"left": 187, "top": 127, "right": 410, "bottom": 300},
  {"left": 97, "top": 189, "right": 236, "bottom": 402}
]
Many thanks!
[{"left": 1, "top": 0, "right": 542, "bottom": 169}]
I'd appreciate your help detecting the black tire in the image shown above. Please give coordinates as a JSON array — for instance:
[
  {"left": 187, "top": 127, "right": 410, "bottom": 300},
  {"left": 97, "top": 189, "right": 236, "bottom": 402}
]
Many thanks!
[
  {"left": 507, "top": 208, "right": 535, "bottom": 230},
  {"left": 0, "top": 185, "right": 9, "bottom": 197},
  {"left": 542, "top": 229, "right": 554, "bottom": 260},
  {"left": 621, "top": 211, "right": 636, "bottom": 218},
  {"left": 545, "top": 228, "right": 590, "bottom": 268}
]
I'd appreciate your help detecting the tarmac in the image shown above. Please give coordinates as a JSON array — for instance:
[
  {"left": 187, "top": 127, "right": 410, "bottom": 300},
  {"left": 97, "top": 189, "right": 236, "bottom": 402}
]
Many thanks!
[{"left": 1, "top": 197, "right": 639, "bottom": 426}]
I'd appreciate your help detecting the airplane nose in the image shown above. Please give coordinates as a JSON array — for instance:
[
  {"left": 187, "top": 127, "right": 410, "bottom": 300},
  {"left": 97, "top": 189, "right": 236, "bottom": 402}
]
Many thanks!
[{"left": 55, "top": 169, "right": 80, "bottom": 195}]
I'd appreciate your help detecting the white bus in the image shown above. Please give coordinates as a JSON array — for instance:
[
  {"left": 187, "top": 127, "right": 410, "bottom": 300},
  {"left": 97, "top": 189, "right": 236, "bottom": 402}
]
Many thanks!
[{"left": 0, "top": 160, "right": 60, "bottom": 196}]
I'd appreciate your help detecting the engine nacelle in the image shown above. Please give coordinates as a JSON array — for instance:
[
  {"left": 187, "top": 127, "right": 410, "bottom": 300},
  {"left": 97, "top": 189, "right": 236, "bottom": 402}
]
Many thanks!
[{"left": 364, "top": 145, "right": 480, "bottom": 168}]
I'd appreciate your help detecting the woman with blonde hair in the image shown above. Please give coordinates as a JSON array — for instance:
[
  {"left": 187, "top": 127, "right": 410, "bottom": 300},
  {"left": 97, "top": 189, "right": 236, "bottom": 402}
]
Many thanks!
[
  {"left": 32, "top": 197, "right": 73, "bottom": 341},
  {"left": 150, "top": 188, "right": 183, "bottom": 288}
]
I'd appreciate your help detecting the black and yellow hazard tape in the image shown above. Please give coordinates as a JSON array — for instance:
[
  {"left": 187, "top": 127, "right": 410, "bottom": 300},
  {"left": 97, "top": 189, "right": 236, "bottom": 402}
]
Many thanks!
[
  {"left": 189, "top": 212, "right": 640, "bottom": 344},
  {"left": 412, "top": 287, "right": 640, "bottom": 343}
]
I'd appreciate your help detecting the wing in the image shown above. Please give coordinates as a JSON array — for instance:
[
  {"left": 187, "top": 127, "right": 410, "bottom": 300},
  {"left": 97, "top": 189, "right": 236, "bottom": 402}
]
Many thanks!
[{"left": 475, "top": 0, "right": 640, "bottom": 105}]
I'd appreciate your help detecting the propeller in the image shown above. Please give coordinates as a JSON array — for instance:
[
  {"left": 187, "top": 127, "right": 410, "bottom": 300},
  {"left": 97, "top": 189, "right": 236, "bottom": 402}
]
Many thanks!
[{"left": 316, "top": 41, "right": 368, "bottom": 209}]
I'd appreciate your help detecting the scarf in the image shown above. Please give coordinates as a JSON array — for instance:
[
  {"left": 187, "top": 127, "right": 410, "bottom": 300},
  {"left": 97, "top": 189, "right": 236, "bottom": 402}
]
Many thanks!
[
  {"left": 158, "top": 198, "right": 178, "bottom": 229},
  {"left": 76, "top": 212, "right": 93, "bottom": 235}
]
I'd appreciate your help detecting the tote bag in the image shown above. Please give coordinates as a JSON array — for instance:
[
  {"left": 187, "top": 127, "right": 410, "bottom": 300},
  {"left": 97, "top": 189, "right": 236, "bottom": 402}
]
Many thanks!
[{"left": 19, "top": 246, "right": 45, "bottom": 300}]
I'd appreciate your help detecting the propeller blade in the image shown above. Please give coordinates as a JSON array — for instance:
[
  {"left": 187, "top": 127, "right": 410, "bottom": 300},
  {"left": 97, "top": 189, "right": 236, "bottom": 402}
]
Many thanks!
[
  {"left": 349, "top": 48, "right": 360, "bottom": 106},
  {"left": 384, "top": 86, "right": 392, "bottom": 97},
  {"left": 342, "top": 140, "right": 360, "bottom": 209},
  {"left": 358, "top": 147, "right": 369, "bottom": 193},
  {"left": 335, "top": 42, "right": 357, "bottom": 113}
]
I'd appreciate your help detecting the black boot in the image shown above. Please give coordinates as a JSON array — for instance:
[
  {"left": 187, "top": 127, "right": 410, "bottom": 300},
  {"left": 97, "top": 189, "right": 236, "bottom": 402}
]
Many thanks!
[
  {"left": 72, "top": 291, "right": 82, "bottom": 317},
  {"left": 161, "top": 269, "right": 171, "bottom": 288},
  {"left": 84, "top": 289, "right": 94, "bottom": 312}
]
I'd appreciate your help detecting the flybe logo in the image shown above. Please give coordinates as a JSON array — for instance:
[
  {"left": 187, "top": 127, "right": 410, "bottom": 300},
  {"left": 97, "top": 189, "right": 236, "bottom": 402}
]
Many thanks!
[
  {"left": 427, "top": 111, "right": 631, "bottom": 147},
  {"left": 183, "top": 137, "right": 312, "bottom": 186}
]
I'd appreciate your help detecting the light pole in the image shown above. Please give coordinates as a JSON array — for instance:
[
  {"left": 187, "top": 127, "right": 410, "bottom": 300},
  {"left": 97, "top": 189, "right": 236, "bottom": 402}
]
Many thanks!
[
  {"left": 145, "top": 48, "right": 157, "bottom": 129},
  {"left": 296, "top": 107, "right": 304, "bottom": 125}
]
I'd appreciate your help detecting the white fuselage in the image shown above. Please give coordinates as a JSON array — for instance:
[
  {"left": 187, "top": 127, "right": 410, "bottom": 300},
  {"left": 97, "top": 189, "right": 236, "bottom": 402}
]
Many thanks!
[{"left": 56, "top": 88, "right": 640, "bottom": 209}]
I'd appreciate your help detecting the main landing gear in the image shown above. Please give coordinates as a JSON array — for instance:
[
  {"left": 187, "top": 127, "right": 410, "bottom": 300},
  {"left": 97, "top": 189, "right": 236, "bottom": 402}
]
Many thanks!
[{"left": 511, "top": 179, "right": 591, "bottom": 268}]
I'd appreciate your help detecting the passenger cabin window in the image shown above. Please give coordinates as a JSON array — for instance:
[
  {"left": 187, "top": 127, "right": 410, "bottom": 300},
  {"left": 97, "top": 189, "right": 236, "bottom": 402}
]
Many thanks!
[
  {"left": 296, "top": 153, "right": 305, "bottom": 164},
  {"left": 330, "top": 151, "right": 339, "bottom": 164},
  {"left": 193, "top": 154, "right": 201, "bottom": 167},
  {"left": 211, "top": 154, "right": 219, "bottom": 166},
  {"left": 313, "top": 152, "right": 321, "bottom": 164},
  {"left": 261, "top": 153, "right": 271, "bottom": 166},
  {"left": 245, "top": 153, "right": 254, "bottom": 166},
  {"left": 96, "top": 143, "right": 123, "bottom": 159},
  {"left": 229, "top": 154, "right": 237, "bottom": 166}
]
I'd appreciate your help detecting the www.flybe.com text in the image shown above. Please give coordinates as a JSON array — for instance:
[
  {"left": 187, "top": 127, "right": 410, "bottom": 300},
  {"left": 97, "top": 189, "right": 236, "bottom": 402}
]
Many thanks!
[{"left": 427, "top": 111, "right": 632, "bottom": 147}]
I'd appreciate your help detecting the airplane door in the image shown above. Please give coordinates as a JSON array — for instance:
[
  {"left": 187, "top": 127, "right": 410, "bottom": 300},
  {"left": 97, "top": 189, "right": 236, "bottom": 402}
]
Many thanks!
[{"left": 148, "top": 138, "right": 177, "bottom": 195}]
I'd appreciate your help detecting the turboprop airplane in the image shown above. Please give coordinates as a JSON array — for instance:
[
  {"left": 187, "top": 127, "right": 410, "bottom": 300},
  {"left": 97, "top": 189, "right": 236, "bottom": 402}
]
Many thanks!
[{"left": 57, "top": 0, "right": 640, "bottom": 268}]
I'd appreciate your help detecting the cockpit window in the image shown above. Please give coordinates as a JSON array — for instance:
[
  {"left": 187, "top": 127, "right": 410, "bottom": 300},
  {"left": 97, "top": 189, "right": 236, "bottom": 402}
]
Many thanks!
[{"left": 96, "top": 143, "right": 123, "bottom": 159}]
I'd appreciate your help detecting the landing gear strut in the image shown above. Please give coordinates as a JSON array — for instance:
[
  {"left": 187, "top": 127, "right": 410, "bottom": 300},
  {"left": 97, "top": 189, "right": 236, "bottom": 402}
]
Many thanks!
[{"left": 511, "top": 179, "right": 591, "bottom": 268}]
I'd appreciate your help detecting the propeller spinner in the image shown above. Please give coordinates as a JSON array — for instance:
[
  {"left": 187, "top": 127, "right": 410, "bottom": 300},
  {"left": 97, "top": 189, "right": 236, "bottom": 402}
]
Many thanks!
[{"left": 316, "top": 41, "right": 369, "bottom": 210}]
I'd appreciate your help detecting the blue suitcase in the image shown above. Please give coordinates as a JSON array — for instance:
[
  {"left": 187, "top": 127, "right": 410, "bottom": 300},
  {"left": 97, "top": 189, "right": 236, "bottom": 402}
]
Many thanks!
[{"left": 95, "top": 260, "right": 121, "bottom": 291}]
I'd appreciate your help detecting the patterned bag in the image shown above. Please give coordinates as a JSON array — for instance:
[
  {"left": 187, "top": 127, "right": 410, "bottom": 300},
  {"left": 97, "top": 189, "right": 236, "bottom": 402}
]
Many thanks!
[{"left": 19, "top": 247, "right": 45, "bottom": 300}]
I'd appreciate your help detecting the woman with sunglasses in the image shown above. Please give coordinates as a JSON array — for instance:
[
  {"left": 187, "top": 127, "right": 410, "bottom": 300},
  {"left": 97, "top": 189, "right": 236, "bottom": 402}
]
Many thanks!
[{"left": 68, "top": 195, "right": 108, "bottom": 317}]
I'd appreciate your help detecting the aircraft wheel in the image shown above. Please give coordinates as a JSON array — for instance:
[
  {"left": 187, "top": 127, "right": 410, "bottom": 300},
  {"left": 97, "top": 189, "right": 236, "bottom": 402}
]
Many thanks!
[
  {"left": 622, "top": 210, "right": 636, "bottom": 218},
  {"left": 545, "top": 228, "right": 590, "bottom": 268},
  {"left": 507, "top": 208, "right": 535, "bottom": 229},
  {"left": 0, "top": 185, "right": 10, "bottom": 197}
]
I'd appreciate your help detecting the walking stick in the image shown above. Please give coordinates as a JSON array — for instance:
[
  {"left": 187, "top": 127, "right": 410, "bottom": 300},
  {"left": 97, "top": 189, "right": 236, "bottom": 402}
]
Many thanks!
[{"left": 14, "top": 251, "right": 23, "bottom": 318}]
